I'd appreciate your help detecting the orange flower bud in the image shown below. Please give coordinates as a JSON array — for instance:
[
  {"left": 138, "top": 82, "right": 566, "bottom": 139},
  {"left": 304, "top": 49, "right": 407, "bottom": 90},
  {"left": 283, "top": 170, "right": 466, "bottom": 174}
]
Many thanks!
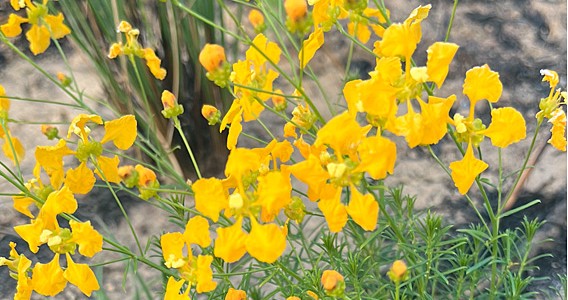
[
  {"left": 321, "top": 270, "right": 345, "bottom": 295},
  {"left": 199, "top": 44, "right": 226, "bottom": 73},
  {"left": 202, "top": 104, "right": 220, "bottom": 125},
  {"left": 284, "top": 0, "right": 308, "bottom": 22},
  {"left": 388, "top": 260, "right": 408, "bottom": 283},
  {"left": 248, "top": 9, "right": 265, "bottom": 28},
  {"left": 161, "top": 90, "right": 176, "bottom": 109},
  {"left": 225, "top": 287, "right": 246, "bottom": 300}
]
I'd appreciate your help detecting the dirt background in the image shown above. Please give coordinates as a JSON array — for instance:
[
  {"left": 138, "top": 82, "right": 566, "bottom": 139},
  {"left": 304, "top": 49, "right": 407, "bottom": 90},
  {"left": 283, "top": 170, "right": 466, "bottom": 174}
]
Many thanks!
[{"left": 0, "top": 0, "right": 566, "bottom": 298}]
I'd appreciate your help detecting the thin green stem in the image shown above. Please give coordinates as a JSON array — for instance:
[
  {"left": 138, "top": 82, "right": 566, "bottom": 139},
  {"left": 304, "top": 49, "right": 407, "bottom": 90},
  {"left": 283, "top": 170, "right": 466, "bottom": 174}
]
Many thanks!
[
  {"left": 444, "top": 0, "right": 459, "bottom": 42},
  {"left": 91, "top": 156, "right": 144, "bottom": 255},
  {"left": 173, "top": 117, "right": 202, "bottom": 179}
]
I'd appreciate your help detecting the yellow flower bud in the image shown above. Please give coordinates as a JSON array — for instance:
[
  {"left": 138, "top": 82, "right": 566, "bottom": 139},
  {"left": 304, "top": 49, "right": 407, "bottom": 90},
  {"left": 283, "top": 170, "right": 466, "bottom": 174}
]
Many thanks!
[
  {"left": 248, "top": 9, "right": 265, "bottom": 32},
  {"left": 201, "top": 104, "right": 221, "bottom": 125},
  {"left": 117, "top": 20, "right": 132, "bottom": 33},
  {"left": 199, "top": 44, "right": 226, "bottom": 73},
  {"left": 285, "top": 0, "right": 308, "bottom": 22},
  {"left": 225, "top": 287, "right": 246, "bottom": 300},
  {"left": 107, "top": 43, "right": 122, "bottom": 59},
  {"left": 321, "top": 270, "right": 345, "bottom": 296},
  {"left": 388, "top": 260, "right": 408, "bottom": 283}
]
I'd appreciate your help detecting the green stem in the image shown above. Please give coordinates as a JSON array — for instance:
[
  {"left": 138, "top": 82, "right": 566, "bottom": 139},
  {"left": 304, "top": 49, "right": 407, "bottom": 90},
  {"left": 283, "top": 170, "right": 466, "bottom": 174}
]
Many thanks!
[
  {"left": 173, "top": 117, "right": 202, "bottom": 179},
  {"left": 91, "top": 156, "right": 144, "bottom": 255},
  {"left": 444, "top": 0, "right": 459, "bottom": 42}
]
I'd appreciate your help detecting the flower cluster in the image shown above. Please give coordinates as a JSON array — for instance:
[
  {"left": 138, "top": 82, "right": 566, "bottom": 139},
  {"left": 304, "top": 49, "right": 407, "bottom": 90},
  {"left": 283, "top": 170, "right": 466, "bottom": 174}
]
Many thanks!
[
  {"left": 107, "top": 21, "right": 167, "bottom": 80},
  {"left": 1, "top": 110, "right": 138, "bottom": 298},
  {"left": 1, "top": 0, "right": 71, "bottom": 55}
]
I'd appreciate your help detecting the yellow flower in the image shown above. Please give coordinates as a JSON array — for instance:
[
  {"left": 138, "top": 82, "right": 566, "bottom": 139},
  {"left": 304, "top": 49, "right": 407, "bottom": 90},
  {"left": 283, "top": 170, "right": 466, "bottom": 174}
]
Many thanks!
[
  {"left": 463, "top": 64, "right": 503, "bottom": 108},
  {"left": 67, "top": 114, "right": 103, "bottom": 140},
  {"left": 183, "top": 216, "right": 211, "bottom": 248},
  {"left": 107, "top": 43, "right": 122, "bottom": 59},
  {"left": 315, "top": 111, "right": 371, "bottom": 158},
  {"left": 299, "top": 27, "right": 324, "bottom": 69},
  {"left": 541, "top": 69, "right": 559, "bottom": 88},
  {"left": 2, "top": 0, "right": 71, "bottom": 55},
  {"left": 257, "top": 171, "right": 292, "bottom": 221},
  {"left": 214, "top": 219, "right": 248, "bottom": 263},
  {"left": 195, "top": 255, "right": 217, "bottom": 293},
  {"left": 39, "top": 186, "right": 78, "bottom": 230},
  {"left": 482, "top": 107, "right": 526, "bottom": 148},
  {"left": 63, "top": 254, "right": 100, "bottom": 297},
  {"left": 417, "top": 95, "right": 456, "bottom": 145},
  {"left": 14, "top": 218, "right": 45, "bottom": 253},
  {"left": 69, "top": 220, "right": 103, "bottom": 257},
  {"left": 355, "top": 135, "right": 396, "bottom": 180},
  {"left": 0, "top": 14, "right": 27, "bottom": 37},
  {"left": 224, "top": 147, "right": 262, "bottom": 181},
  {"left": 94, "top": 155, "right": 121, "bottom": 183},
  {"left": 35, "top": 139, "right": 74, "bottom": 188},
  {"left": 245, "top": 219, "right": 287, "bottom": 263},
  {"left": 318, "top": 188, "right": 348, "bottom": 233},
  {"left": 246, "top": 33, "right": 282, "bottom": 72},
  {"left": 12, "top": 193, "right": 35, "bottom": 218},
  {"left": 393, "top": 108, "right": 423, "bottom": 148},
  {"left": 44, "top": 13, "right": 71, "bottom": 39},
  {"left": 283, "top": 122, "right": 298, "bottom": 138},
  {"left": 426, "top": 42, "right": 459, "bottom": 88},
  {"left": 548, "top": 108, "right": 567, "bottom": 151},
  {"left": 449, "top": 143, "right": 488, "bottom": 194},
  {"left": 0, "top": 242, "right": 34, "bottom": 300},
  {"left": 199, "top": 44, "right": 227, "bottom": 73},
  {"left": 388, "top": 260, "right": 408, "bottom": 283},
  {"left": 107, "top": 22, "right": 167, "bottom": 80},
  {"left": 64, "top": 162, "right": 96, "bottom": 194},
  {"left": 192, "top": 177, "right": 228, "bottom": 222},
  {"left": 164, "top": 277, "right": 190, "bottom": 300},
  {"left": 161, "top": 232, "right": 187, "bottom": 269},
  {"left": 346, "top": 187, "right": 378, "bottom": 231},
  {"left": 289, "top": 154, "right": 331, "bottom": 201},
  {"left": 31, "top": 253, "right": 67, "bottom": 296},
  {"left": 100, "top": 115, "right": 137, "bottom": 150},
  {"left": 374, "top": 5, "right": 431, "bottom": 59},
  {"left": 143, "top": 48, "right": 167, "bottom": 80}
]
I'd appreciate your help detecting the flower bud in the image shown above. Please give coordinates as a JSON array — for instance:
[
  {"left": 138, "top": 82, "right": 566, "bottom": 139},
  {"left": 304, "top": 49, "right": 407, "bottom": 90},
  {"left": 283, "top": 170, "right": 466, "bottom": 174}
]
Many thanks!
[
  {"left": 202, "top": 104, "right": 221, "bottom": 125},
  {"left": 321, "top": 270, "right": 345, "bottom": 297},
  {"left": 107, "top": 43, "right": 123, "bottom": 59},
  {"left": 388, "top": 260, "right": 408, "bottom": 283},
  {"left": 248, "top": 9, "right": 266, "bottom": 33},
  {"left": 161, "top": 90, "right": 184, "bottom": 119},
  {"left": 117, "top": 21, "right": 132, "bottom": 33},
  {"left": 199, "top": 44, "right": 226, "bottom": 73},
  {"left": 271, "top": 90, "right": 287, "bottom": 111},
  {"left": 118, "top": 165, "right": 139, "bottom": 188},
  {"left": 56, "top": 72, "right": 72, "bottom": 87},
  {"left": 284, "top": 0, "right": 308, "bottom": 22},
  {"left": 225, "top": 287, "right": 246, "bottom": 300},
  {"left": 41, "top": 125, "right": 59, "bottom": 140},
  {"left": 284, "top": 196, "right": 306, "bottom": 223}
]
